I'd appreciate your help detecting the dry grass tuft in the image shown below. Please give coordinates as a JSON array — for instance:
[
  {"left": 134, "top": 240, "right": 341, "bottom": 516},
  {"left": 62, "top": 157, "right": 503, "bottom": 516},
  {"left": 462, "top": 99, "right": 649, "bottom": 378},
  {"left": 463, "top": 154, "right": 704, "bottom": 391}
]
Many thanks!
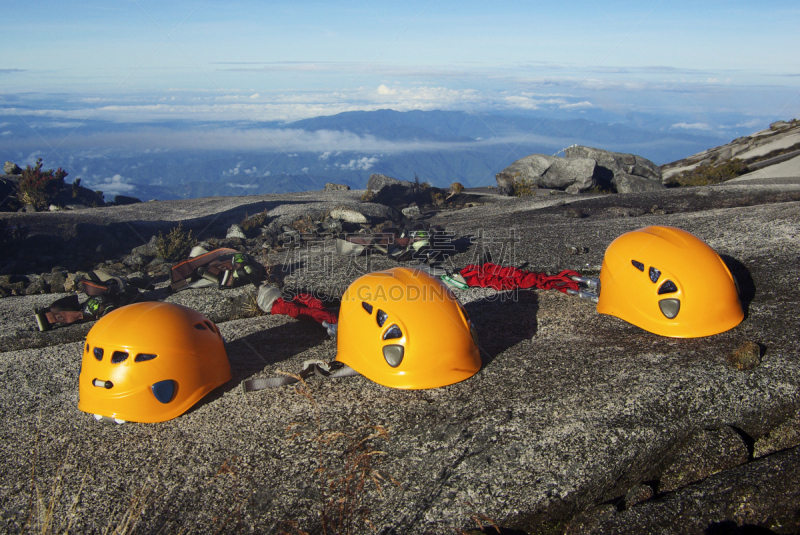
[
  {"left": 156, "top": 222, "right": 195, "bottom": 261},
  {"left": 280, "top": 375, "right": 397, "bottom": 535}
]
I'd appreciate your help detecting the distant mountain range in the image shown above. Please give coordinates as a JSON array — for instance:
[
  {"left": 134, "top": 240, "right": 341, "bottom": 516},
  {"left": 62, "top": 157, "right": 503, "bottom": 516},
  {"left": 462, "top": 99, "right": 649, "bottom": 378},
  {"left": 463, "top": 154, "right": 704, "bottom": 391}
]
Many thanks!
[{"left": 2, "top": 109, "right": 729, "bottom": 201}]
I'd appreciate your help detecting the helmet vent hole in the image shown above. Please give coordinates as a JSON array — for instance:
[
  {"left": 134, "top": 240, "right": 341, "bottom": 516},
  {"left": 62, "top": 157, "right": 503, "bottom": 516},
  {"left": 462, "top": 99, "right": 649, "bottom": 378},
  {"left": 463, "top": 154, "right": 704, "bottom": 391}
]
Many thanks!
[
  {"left": 658, "top": 280, "right": 678, "bottom": 295},
  {"left": 85, "top": 343, "right": 89, "bottom": 354},
  {"left": 111, "top": 351, "right": 129, "bottom": 364},
  {"left": 135, "top": 353, "right": 158, "bottom": 363},
  {"left": 194, "top": 323, "right": 208, "bottom": 331},
  {"left": 383, "top": 344, "right": 404, "bottom": 367},
  {"left": 362, "top": 302, "right": 373, "bottom": 314},
  {"left": 204, "top": 321, "right": 216, "bottom": 333},
  {"left": 631, "top": 260, "right": 644, "bottom": 272},
  {"left": 383, "top": 324, "right": 403, "bottom": 340},
  {"left": 93, "top": 347, "right": 104, "bottom": 361},
  {"left": 649, "top": 267, "right": 661, "bottom": 283},
  {"left": 659, "top": 298, "right": 680, "bottom": 319},
  {"left": 151, "top": 380, "right": 176, "bottom": 404},
  {"left": 376, "top": 309, "right": 388, "bottom": 327}
]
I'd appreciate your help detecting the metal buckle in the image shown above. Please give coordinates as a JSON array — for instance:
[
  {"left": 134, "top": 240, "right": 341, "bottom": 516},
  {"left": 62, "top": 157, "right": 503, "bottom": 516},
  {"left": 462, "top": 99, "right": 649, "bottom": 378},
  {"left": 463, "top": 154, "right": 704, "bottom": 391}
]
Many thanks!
[{"left": 566, "top": 275, "right": 600, "bottom": 303}]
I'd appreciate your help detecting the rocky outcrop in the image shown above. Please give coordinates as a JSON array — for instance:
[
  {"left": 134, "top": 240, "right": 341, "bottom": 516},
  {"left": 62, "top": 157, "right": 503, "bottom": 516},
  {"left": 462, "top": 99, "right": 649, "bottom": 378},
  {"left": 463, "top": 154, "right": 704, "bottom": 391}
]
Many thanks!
[
  {"left": 112, "top": 194, "right": 142, "bottom": 206},
  {"left": 1, "top": 176, "right": 799, "bottom": 533},
  {"left": 661, "top": 119, "right": 800, "bottom": 182},
  {"left": 565, "top": 145, "right": 663, "bottom": 193},
  {"left": 324, "top": 182, "right": 350, "bottom": 191},
  {"left": 366, "top": 173, "right": 413, "bottom": 191},
  {"left": 496, "top": 148, "right": 663, "bottom": 195},
  {"left": 4, "top": 161, "right": 22, "bottom": 175},
  {"left": 0, "top": 162, "right": 106, "bottom": 213},
  {"left": 496, "top": 154, "right": 598, "bottom": 194}
]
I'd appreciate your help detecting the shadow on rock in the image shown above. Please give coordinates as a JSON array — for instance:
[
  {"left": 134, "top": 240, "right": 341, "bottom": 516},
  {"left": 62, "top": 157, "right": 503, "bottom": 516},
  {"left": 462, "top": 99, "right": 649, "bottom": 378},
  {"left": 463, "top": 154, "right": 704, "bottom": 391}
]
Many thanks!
[
  {"left": 188, "top": 318, "right": 331, "bottom": 414},
  {"left": 224, "top": 319, "right": 331, "bottom": 387},
  {"left": 464, "top": 290, "right": 539, "bottom": 367},
  {"left": 720, "top": 254, "right": 756, "bottom": 316},
  {"left": 706, "top": 521, "right": 780, "bottom": 535}
]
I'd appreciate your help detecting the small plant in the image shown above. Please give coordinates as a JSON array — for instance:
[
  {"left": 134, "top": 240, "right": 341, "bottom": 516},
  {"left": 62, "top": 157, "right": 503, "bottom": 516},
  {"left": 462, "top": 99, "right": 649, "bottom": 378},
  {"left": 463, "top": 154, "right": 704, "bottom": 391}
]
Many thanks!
[
  {"left": 241, "top": 209, "right": 270, "bottom": 231},
  {"left": 284, "top": 375, "right": 397, "bottom": 534},
  {"left": 667, "top": 158, "right": 748, "bottom": 187},
  {"left": 360, "top": 189, "right": 376, "bottom": 202},
  {"left": 449, "top": 182, "right": 465, "bottom": 196},
  {"left": 587, "top": 184, "right": 613, "bottom": 194},
  {"left": 430, "top": 191, "right": 445, "bottom": 206},
  {"left": 156, "top": 222, "right": 195, "bottom": 261},
  {"left": 16, "top": 159, "right": 67, "bottom": 210},
  {"left": 512, "top": 178, "right": 537, "bottom": 197},
  {"left": 243, "top": 290, "right": 266, "bottom": 318}
]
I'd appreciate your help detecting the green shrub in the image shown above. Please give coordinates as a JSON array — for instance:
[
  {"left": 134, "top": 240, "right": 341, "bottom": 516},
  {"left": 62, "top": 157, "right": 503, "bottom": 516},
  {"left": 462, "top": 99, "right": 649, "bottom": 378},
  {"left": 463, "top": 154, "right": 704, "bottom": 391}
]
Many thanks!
[
  {"left": 240, "top": 209, "right": 269, "bottom": 231},
  {"left": 17, "top": 159, "right": 67, "bottom": 210},
  {"left": 512, "top": 179, "right": 537, "bottom": 197},
  {"left": 156, "top": 223, "right": 194, "bottom": 261},
  {"left": 667, "top": 158, "right": 748, "bottom": 187}
]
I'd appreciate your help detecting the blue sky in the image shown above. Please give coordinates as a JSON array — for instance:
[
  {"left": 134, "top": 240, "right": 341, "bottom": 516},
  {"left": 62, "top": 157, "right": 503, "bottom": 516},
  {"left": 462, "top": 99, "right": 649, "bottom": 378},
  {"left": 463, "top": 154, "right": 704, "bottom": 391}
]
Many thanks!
[{"left": 2, "top": 0, "right": 799, "bottom": 148}]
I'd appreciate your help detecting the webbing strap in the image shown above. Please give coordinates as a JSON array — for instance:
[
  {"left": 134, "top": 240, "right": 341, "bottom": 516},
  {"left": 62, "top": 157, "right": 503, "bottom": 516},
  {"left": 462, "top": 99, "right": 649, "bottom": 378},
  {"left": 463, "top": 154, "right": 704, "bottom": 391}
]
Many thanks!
[
  {"left": 35, "top": 294, "right": 85, "bottom": 331},
  {"left": 241, "top": 361, "right": 359, "bottom": 393},
  {"left": 79, "top": 270, "right": 131, "bottom": 297},
  {"left": 170, "top": 248, "right": 238, "bottom": 292}
]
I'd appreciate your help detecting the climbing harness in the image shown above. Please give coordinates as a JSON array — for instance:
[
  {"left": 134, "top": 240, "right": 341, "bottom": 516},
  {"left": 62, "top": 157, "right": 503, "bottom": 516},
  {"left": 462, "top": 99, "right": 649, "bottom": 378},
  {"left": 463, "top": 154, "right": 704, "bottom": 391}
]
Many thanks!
[
  {"left": 335, "top": 223, "right": 446, "bottom": 262},
  {"left": 170, "top": 247, "right": 264, "bottom": 292},
  {"left": 34, "top": 270, "right": 140, "bottom": 331}
]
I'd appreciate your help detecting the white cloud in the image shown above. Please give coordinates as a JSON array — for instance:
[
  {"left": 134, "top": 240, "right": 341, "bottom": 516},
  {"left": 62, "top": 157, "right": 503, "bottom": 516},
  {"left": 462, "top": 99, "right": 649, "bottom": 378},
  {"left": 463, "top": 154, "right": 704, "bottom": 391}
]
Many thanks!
[
  {"left": 337, "top": 156, "right": 378, "bottom": 171},
  {"left": 0, "top": 125, "right": 582, "bottom": 154},
  {"left": 228, "top": 183, "right": 258, "bottom": 189},
  {"left": 1, "top": 131, "right": 11, "bottom": 136},
  {"left": 318, "top": 151, "right": 332, "bottom": 160},
  {"left": 88, "top": 174, "right": 136, "bottom": 197},
  {"left": 670, "top": 122, "right": 713, "bottom": 131},
  {"left": 249, "top": 93, "right": 260, "bottom": 99},
  {"left": 225, "top": 161, "right": 243, "bottom": 175}
]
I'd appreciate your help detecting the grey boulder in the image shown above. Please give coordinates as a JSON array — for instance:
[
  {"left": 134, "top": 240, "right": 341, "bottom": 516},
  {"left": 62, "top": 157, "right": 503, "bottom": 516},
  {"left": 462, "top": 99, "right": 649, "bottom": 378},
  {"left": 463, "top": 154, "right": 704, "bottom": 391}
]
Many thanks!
[
  {"left": 565, "top": 145, "right": 662, "bottom": 189},
  {"left": 496, "top": 154, "right": 598, "bottom": 194},
  {"left": 366, "top": 173, "right": 413, "bottom": 191}
]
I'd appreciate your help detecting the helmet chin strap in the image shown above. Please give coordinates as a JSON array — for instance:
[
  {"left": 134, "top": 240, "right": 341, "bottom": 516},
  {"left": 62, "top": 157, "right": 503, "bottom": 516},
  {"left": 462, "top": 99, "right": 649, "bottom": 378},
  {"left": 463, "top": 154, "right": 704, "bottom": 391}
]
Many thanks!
[{"left": 241, "top": 360, "right": 358, "bottom": 393}]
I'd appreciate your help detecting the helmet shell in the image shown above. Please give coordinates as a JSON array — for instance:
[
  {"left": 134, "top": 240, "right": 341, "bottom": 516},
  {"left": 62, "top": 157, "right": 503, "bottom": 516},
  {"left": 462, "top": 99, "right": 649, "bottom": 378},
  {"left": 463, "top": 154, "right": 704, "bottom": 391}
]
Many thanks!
[
  {"left": 78, "top": 302, "right": 231, "bottom": 423},
  {"left": 336, "top": 267, "right": 481, "bottom": 389},
  {"left": 597, "top": 226, "right": 743, "bottom": 338}
]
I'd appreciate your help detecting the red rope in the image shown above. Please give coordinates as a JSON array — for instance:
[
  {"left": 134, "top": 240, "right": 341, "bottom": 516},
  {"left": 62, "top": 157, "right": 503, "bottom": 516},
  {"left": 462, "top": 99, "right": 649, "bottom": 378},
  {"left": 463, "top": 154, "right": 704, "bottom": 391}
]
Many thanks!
[
  {"left": 459, "top": 263, "right": 581, "bottom": 294},
  {"left": 271, "top": 294, "right": 338, "bottom": 324}
]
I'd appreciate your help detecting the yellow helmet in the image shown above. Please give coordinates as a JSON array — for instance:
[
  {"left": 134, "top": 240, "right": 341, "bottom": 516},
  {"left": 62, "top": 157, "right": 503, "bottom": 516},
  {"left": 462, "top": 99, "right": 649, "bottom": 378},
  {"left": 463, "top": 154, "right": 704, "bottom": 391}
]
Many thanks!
[
  {"left": 597, "top": 226, "right": 743, "bottom": 338},
  {"left": 78, "top": 302, "right": 231, "bottom": 423},
  {"left": 336, "top": 267, "right": 481, "bottom": 389}
]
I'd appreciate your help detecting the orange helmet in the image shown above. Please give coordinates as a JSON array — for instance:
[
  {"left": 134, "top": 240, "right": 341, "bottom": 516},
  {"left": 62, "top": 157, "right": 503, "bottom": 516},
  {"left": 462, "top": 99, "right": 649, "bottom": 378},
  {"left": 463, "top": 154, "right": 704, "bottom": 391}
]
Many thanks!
[
  {"left": 336, "top": 267, "right": 481, "bottom": 389},
  {"left": 78, "top": 302, "right": 231, "bottom": 423},
  {"left": 597, "top": 226, "right": 743, "bottom": 338}
]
